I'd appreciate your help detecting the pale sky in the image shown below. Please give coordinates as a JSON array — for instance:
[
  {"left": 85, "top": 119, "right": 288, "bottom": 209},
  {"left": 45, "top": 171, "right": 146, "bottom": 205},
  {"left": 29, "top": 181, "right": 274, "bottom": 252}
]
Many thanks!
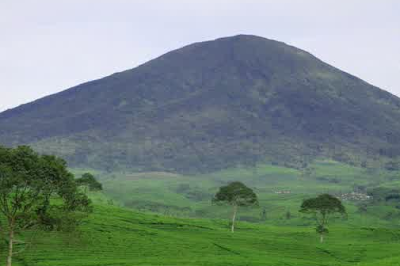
[{"left": 0, "top": 0, "right": 399, "bottom": 112}]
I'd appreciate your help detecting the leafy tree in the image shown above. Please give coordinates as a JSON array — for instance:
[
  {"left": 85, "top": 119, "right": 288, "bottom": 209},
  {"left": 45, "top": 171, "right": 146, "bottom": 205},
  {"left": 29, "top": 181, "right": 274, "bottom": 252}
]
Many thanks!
[
  {"left": 299, "top": 194, "right": 346, "bottom": 243},
  {"left": 0, "top": 146, "right": 92, "bottom": 266},
  {"left": 212, "top": 182, "right": 258, "bottom": 233},
  {"left": 76, "top": 172, "right": 103, "bottom": 191}
]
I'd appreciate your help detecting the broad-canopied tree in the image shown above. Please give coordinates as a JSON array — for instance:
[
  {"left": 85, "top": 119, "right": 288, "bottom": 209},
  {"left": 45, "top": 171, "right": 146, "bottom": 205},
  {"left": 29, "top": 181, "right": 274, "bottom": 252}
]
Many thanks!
[
  {"left": 299, "top": 194, "right": 346, "bottom": 243},
  {"left": 0, "top": 146, "right": 92, "bottom": 266},
  {"left": 212, "top": 181, "right": 258, "bottom": 232}
]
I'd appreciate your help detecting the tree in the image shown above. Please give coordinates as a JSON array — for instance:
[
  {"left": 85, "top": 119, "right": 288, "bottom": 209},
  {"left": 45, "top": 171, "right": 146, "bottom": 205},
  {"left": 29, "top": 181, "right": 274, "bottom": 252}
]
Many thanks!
[
  {"left": 0, "top": 146, "right": 92, "bottom": 266},
  {"left": 212, "top": 182, "right": 258, "bottom": 233},
  {"left": 299, "top": 194, "right": 346, "bottom": 243},
  {"left": 76, "top": 172, "right": 103, "bottom": 191}
]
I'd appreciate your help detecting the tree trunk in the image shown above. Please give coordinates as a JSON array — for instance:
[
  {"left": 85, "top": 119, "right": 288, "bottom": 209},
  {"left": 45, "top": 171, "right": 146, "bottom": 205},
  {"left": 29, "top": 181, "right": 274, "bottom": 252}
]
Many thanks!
[
  {"left": 231, "top": 204, "right": 237, "bottom": 233},
  {"left": 320, "top": 213, "right": 327, "bottom": 243},
  {"left": 6, "top": 227, "right": 14, "bottom": 266}
]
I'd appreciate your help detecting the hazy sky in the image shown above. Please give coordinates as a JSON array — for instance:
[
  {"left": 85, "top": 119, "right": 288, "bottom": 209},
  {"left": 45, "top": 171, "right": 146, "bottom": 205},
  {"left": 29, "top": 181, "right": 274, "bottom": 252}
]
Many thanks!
[{"left": 1, "top": 0, "right": 399, "bottom": 112}]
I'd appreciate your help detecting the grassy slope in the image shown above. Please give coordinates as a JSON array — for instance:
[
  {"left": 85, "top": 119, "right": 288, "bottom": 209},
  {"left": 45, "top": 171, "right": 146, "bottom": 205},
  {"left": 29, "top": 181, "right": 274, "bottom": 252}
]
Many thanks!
[
  {"left": 92, "top": 160, "right": 400, "bottom": 226},
  {"left": 2, "top": 199, "right": 400, "bottom": 266},
  {"left": 1, "top": 161, "right": 394, "bottom": 265}
]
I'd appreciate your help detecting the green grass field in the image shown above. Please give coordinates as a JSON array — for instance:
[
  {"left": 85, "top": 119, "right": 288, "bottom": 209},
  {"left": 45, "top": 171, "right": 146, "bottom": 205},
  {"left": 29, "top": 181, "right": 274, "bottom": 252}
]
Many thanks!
[
  {"left": 84, "top": 160, "right": 400, "bottom": 226},
  {"left": 2, "top": 160, "right": 400, "bottom": 265},
  {"left": 2, "top": 199, "right": 400, "bottom": 266}
]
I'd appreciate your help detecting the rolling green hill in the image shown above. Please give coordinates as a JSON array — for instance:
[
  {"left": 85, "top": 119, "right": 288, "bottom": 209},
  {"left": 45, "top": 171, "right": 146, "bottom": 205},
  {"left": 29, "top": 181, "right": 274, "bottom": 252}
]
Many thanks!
[
  {"left": 81, "top": 160, "right": 400, "bottom": 226},
  {"left": 2, "top": 158, "right": 400, "bottom": 266},
  {"left": 2, "top": 197, "right": 400, "bottom": 266},
  {"left": 1, "top": 35, "right": 400, "bottom": 173}
]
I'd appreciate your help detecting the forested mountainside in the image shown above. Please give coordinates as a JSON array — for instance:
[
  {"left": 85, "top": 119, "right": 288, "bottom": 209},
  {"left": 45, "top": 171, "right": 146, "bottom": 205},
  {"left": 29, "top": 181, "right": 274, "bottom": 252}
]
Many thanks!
[{"left": 1, "top": 35, "right": 400, "bottom": 173}]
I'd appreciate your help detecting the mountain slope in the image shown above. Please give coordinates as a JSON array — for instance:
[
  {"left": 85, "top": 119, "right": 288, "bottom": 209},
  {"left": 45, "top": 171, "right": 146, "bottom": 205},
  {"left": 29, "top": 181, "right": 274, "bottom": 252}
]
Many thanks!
[{"left": 1, "top": 35, "right": 400, "bottom": 173}]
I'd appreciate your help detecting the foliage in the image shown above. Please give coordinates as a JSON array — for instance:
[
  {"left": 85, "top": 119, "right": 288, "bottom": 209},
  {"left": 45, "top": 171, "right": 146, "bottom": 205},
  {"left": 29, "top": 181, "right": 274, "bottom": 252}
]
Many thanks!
[
  {"left": 212, "top": 182, "right": 258, "bottom": 207},
  {"left": 212, "top": 181, "right": 258, "bottom": 232},
  {"left": 76, "top": 173, "right": 103, "bottom": 191},
  {"left": 0, "top": 145, "right": 92, "bottom": 265},
  {"left": 300, "top": 194, "right": 346, "bottom": 216},
  {"left": 300, "top": 194, "right": 346, "bottom": 242}
]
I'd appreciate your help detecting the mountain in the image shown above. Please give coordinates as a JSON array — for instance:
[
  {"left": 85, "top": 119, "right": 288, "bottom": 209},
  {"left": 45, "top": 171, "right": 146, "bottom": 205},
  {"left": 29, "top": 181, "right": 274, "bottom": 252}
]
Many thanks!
[{"left": 1, "top": 34, "right": 400, "bottom": 173}]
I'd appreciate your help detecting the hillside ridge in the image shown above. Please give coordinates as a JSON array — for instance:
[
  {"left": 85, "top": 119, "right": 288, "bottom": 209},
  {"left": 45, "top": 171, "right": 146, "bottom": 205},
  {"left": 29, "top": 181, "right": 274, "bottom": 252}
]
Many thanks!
[{"left": 1, "top": 34, "right": 400, "bottom": 173}]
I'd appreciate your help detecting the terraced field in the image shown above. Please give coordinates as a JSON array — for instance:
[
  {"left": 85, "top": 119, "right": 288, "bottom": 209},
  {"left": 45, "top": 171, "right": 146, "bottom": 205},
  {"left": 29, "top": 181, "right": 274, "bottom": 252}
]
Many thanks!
[
  {"left": 89, "top": 160, "right": 400, "bottom": 226},
  {"left": 2, "top": 202, "right": 400, "bottom": 266}
]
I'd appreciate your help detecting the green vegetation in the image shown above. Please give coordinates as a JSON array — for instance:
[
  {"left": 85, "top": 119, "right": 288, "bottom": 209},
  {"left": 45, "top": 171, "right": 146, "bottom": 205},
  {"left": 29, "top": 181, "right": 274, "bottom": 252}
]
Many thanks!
[
  {"left": 1, "top": 201, "right": 400, "bottom": 265},
  {"left": 76, "top": 173, "right": 103, "bottom": 191},
  {"left": 1, "top": 35, "right": 400, "bottom": 173},
  {"left": 212, "top": 181, "right": 258, "bottom": 232},
  {"left": 2, "top": 34, "right": 400, "bottom": 265},
  {"left": 300, "top": 194, "right": 346, "bottom": 243},
  {"left": 95, "top": 160, "right": 400, "bottom": 226},
  {"left": 0, "top": 146, "right": 92, "bottom": 266},
  {"left": 0, "top": 150, "right": 400, "bottom": 265}
]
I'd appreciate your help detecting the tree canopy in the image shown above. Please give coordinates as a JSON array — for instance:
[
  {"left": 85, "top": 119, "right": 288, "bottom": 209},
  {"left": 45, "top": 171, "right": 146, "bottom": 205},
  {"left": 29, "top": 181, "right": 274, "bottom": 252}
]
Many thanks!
[
  {"left": 76, "top": 172, "right": 103, "bottom": 191},
  {"left": 212, "top": 181, "right": 258, "bottom": 207},
  {"left": 299, "top": 194, "right": 346, "bottom": 243},
  {"left": 212, "top": 182, "right": 258, "bottom": 232},
  {"left": 0, "top": 145, "right": 92, "bottom": 266}
]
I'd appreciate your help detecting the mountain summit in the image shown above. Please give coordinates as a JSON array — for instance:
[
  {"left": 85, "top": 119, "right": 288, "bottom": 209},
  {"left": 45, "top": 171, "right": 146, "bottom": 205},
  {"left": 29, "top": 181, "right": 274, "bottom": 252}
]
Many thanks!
[{"left": 1, "top": 35, "right": 400, "bottom": 173}]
